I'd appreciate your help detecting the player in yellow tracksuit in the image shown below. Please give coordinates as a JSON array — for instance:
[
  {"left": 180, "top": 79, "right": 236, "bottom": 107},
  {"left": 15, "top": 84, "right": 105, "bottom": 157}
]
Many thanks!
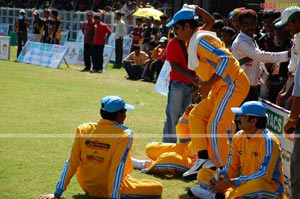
[
  {"left": 143, "top": 104, "right": 197, "bottom": 174},
  {"left": 188, "top": 101, "right": 284, "bottom": 199},
  {"left": 165, "top": 6, "right": 250, "bottom": 179},
  {"left": 39, "top": 96, "right": 162, "bottom": 199}
]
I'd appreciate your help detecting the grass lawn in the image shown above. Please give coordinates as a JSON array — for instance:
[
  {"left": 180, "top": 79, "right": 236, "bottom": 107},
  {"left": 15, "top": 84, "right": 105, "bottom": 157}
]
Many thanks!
[{"left": 0, "top": 47, "right": 196, "bottom": 199}]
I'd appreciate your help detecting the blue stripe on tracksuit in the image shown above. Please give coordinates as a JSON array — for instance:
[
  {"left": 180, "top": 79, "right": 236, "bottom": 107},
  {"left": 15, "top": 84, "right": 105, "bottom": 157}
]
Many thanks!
[
  {"left": 199, "top": 38, "right": 229, "bottom": 76},
  {"left": 239, "top": 130, "right": 273, "bottom": 181},
  {"left": 210, "top": 81, "right": 236, "bottom": 166},
  {"left": 55, "top": 158, "right": 71, "bottom": 196},
  {"left": 111, "top": 124, "right": 133, "bottom": 199}
]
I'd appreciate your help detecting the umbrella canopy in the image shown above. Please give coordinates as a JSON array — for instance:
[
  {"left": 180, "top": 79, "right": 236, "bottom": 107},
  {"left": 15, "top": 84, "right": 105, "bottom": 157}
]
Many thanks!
[{"left": 132, "top": 7, "right": 164, "bottom": 21}]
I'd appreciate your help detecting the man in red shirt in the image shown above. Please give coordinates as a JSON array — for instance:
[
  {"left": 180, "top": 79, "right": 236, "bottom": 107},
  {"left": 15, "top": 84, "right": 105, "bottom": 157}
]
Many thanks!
[
  {"left": 81, "top": 11, "right": 95, "bottom": 72},
  {"left": 92, "top": 13, "right": 112, "bottom": 73}
]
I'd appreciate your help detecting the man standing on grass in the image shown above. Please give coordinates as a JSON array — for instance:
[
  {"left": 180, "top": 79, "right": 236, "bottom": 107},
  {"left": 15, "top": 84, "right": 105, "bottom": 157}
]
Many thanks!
[
  {"left": 39, "top": 96, "right": 162, "bottom": 199},
  {"left": 80, "top": 10, "right": 95, "bottom": 72}
]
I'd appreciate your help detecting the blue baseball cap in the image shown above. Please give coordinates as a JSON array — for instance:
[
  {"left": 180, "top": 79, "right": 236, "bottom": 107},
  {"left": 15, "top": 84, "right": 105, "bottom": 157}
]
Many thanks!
[
  {"left": 101, "top": 96, "right": 135, "bottom": 113},
  {"left": 166, "top": 8, "right": 197, "bottom": 27},
  {"left": 231, "top": 101, "right": 267, "bottom": 117}
]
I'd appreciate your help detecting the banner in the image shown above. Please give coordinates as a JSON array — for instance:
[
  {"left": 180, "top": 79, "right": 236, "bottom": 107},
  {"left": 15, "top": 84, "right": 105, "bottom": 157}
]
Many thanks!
[
  {"left": 0, "top": 36, "right": 10, "bottom": 60},
  {"left": 64, "top": 42, "right": 113, "bottom": 69},
  {"left": 261, "top": 99, "right": 293, "bottom": 197},
  {"left": 154, "top": 61, "right": 170, "bottom": 96},
  {"left": 0, "top": 24, "right": 9, "bottom": 36},
  {"left": 64, "top": 41, "right": 84, "bottom": 65},
  {"left": 17, "top": 41, "right": 68, "bottom": 68}
]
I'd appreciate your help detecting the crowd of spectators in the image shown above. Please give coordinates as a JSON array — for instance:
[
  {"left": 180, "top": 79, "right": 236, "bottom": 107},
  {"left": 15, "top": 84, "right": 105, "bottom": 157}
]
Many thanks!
[{"left": 0, "top": 0, "right": 171, "bottom": 12}]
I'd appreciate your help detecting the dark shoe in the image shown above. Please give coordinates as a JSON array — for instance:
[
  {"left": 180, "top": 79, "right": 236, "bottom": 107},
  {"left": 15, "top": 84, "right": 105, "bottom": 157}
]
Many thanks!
[
  {"left": 80, "top": 68, "right": 90, "bottom": 72},
  {"left": 92, "top": 70, "right": 102, "bottom": 73}
]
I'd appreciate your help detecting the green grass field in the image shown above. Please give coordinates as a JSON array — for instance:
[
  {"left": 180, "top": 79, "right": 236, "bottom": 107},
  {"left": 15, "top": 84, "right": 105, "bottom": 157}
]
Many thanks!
[{"left": 0, "top": 47, "right": 196, "bottom": 199}]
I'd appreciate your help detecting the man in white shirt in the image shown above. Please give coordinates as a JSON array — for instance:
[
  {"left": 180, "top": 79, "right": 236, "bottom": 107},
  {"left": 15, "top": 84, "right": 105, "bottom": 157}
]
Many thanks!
[
  {"left": 278, "top": 6, "right": 300, "bottom": 199},
  {"left": 114, "top": 10, "right": 127, "bottom": 68},
  {"left": 231, "top": 9, "right": 290, "bottom": 102}
]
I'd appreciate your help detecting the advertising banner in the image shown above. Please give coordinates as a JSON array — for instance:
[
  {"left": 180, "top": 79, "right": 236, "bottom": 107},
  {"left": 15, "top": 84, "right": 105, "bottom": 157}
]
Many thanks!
[
  {"left": 0, "top": 36, "right": 10, "bottom": 60},
  {"left": 262, "top": 99, "right": 293, "bottom": 197},
  {"left": 17, "top": 41, "right": 68, "bottom": 68}
]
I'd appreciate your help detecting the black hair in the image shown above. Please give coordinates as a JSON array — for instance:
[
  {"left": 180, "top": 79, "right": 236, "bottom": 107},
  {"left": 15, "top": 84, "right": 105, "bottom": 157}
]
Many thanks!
[
  {"left": 221, "top": 26, "right": 236, "bottom": 37},
  {"left": 135, "top": 17, "right": 143, "bottom": 22},
  {"left": 132, "top": 44, "right": 140, "bottom": 51},
  {"left": 160, "top": 15, "right": 168, "bottom": 20},
  {"left": 100, "top": 108, "right": 125, "bottom": 121},
  {"left": 212, "top": 12, "right": 223, "bottom": 20},
  {"left": 248, "top": 115, "right": 267, "bottom": 129},
  {"left": 262, "top": 10, "right": 281, "bottom": 20},
  {"left": 212, "top": 19, "right": 224, "bottom": 30},
  {"left": 51, "top": 9, "right": 58, "bottom": 16},
  {"left": 238, "top": 9, "right": 257, "bottom": 25},
  {"left": 177, "top": 19, "right": 200, "bottom": 30}
]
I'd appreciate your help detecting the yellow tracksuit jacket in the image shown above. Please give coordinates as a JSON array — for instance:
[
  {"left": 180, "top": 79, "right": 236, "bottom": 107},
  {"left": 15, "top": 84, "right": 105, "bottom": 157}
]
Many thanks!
[
  {"left": 220, "top": 129, "right": 284, "bottom": 198},
  {"left": 188, "top": 32, "right": 250, "bottom": 167},
  {"left": 54, "top": 119, "right": 162, "bottom": 198}
]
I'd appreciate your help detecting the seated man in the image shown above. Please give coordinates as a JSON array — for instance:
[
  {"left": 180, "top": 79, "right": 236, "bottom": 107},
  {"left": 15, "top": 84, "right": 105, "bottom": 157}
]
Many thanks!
[
  {"left": 143, "top": 104, "right": 198, "bottom": 175},
  {"left": 39, "top": 96, "right": 163, "bottom": 199},
  {"left": 123, "top": 44, "right": 149, "bottom": 80},
  {"left": 141, "top": 37, "right": 168, "bottom": 82},
  {"left": 188, "top": 101, "right": 284, "bottom": 199}
]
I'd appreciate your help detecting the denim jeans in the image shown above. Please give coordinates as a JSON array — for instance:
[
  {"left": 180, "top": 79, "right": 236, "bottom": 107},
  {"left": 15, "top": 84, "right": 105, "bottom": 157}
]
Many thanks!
[
  {"left": 291, "top": 119, "right": 300, "bottom": 199},
  {"left": 162, "top": 80, "right": 194, "bottom": 143}
]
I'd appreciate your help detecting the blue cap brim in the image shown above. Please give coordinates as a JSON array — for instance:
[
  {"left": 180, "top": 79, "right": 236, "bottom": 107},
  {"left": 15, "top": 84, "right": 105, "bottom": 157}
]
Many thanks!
[
  {"left": 166, "top": 19, "right": 175, "bottom": 28},
  {"left": 231, "top": 107, "right": 243, "bottom": 115},
  {"left": 125, "top": 104, "right": 135, "bottom": 110}
]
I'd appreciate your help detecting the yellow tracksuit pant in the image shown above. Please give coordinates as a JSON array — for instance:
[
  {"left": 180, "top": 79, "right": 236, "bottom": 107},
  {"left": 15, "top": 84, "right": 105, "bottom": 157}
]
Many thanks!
[{"left": 189, "top": 74, "right": 249, "bottom": 167}]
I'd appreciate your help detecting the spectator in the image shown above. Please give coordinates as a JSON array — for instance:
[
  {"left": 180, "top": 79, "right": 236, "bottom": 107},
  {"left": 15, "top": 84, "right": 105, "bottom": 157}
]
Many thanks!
[
  {"left": 257, "top": 10, "right": 281, "bottom": 100},
  {"left": 92, "top": 13, "right": 112, "bottom": 73},
  {"left": 38, "top": 96, "right": 163, "bottom": 199},
  {"left": 166, "top": 5, "right": 250, "bottom": 182},
  {"left": 80, "top": 10, "right": 95, "bottom": 72},
  {"left": 141, "top": 36, "right": 168, "bottom": 82},
  {"left": 211, "top": 19, "right": 224, "bottom": 38},
  {"left": 15, "top": 9, "right": 30, "bottom": 57},
  {"left": 129, "top": 17, "right": 144, "bottom": 52},
  {"left": 231, "top": 9, "right": 290, "bottom": 102},
  {"left": 220, "top": 26, "right": 236, "bottom": 50},
  {"left": 41, "top": 9, "right": 51, "bottom": 43},
  {"left": 49, "top": 9, "right": 61, "bottom": 44},
  {"left": 267, "top": 25, "right": 293, "bottom": 104},
  {"left": 278, "top": 7, "right": 300, "bottom": 199},
  {"left": 157, "top": 14, "right": 170, "bottom": 39},
  {"left": 123, "top": 44, "right": 149, "bottom": 80},
  {"left": 32, "top": 10, "right": 44, "bottom": 42},
  {"left": 141, "top": 16, "right": 155, "bottom": 52},
  {"left": 188, "top": 101, "right": 284, "bottom": 199},
  {"left": 114, "top": 10, "right": 127, "bottom": 69},
  {"left": 276, "top": 7, "right": 300, "bottom": 109}
]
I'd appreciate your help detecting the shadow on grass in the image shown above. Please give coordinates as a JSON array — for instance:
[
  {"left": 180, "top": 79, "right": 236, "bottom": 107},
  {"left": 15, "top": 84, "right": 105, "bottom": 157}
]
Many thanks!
[{"left": 143, "top": 172, "right": 193, "bottom": 182}]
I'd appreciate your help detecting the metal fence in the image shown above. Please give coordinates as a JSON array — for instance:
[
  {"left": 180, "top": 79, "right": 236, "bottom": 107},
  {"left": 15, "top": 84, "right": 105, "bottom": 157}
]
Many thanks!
[{"left": 0, "top": 6, "right": 172, "bottom": 42}]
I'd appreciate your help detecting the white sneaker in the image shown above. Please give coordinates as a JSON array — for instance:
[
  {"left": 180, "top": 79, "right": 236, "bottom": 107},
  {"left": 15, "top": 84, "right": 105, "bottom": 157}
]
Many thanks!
[
  {"left": 187, "top": 186, "right": 216, "bottom": 199},
  {"left": 182, "top": 158, "right": 215, "bottom": 180},
  {"left": 132, "top": 158, "right": 152, "bottom": 170}
]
